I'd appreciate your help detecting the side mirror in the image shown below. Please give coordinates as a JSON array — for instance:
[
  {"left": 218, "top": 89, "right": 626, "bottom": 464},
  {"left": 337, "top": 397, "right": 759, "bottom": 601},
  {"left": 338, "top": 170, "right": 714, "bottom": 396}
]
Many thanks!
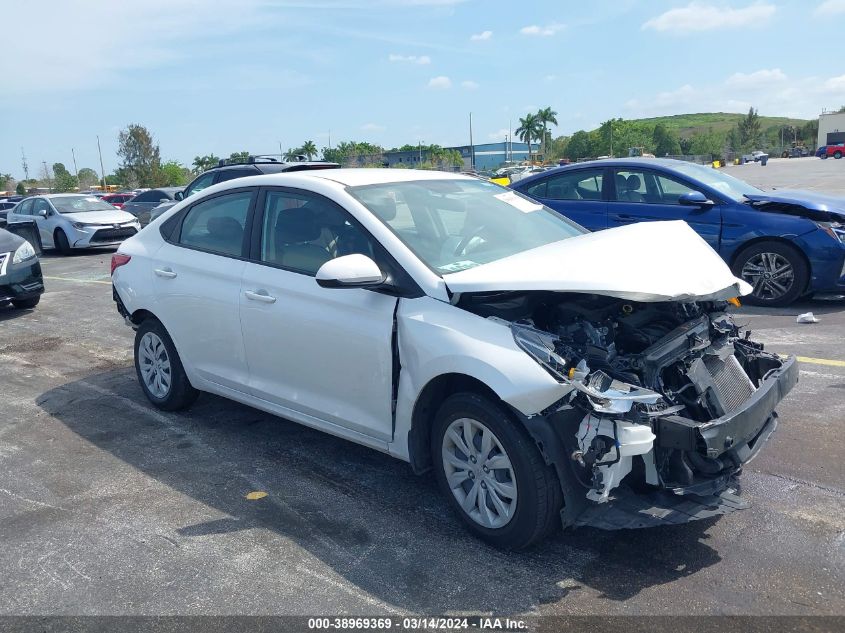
[
  {"left": 36, "top": 209, "right": 48, "bottom": 218},
  {"left": 160, "top": 198, "right": 169, "bottom": 203},
  {"left": 678, "top": 191, "right": 713, "bottom": 206},
  {"left": 174, "top": 191, "right": 184, "bottom": 201},
  {"left": 316, "top": 254, "right": 385, "bottom": 289}
]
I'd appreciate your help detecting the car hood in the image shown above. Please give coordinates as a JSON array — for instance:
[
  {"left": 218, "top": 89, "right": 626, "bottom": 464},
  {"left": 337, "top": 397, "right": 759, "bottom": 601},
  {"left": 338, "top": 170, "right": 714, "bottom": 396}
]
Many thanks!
[
  {"left": 745, "top": 190, "right": 845, "bottom": 221},
  {"left": 443, "top": 220, "right": 752, "bottom": 302},
  {"left": 0, "top": 227, "right": 25, "bottom": 252},
  {"left": 63, "top": 210, "right": 137, "bottom": 224}
]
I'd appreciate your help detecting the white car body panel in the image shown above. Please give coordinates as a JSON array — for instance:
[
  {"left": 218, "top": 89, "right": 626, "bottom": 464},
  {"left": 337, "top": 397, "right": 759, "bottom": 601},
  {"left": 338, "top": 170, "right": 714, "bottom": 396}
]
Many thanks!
[
  {"left": 443, "top": 220, "right": 753, "bottom": 302},
  {"left": 239, "top": 260, "right": 397, "bottom": 441}
]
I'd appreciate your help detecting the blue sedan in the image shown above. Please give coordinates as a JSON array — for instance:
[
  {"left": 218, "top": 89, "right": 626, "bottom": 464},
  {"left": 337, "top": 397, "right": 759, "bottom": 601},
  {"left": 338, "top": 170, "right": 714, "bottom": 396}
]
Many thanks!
[{"left": 512, "top": 158, "right": 845, "bottom": 306}]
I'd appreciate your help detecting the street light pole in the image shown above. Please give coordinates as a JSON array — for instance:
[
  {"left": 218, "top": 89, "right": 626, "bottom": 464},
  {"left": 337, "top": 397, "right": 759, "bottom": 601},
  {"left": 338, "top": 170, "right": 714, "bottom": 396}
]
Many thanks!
[{"left": 96, "top": 135, "right": 107, "bottom": 191}]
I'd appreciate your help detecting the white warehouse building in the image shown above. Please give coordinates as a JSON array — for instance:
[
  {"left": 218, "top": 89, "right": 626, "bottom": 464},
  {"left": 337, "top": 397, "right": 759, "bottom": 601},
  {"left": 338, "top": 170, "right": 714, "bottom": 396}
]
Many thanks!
[{"left": 818, "top": 111, "right": 845, "bottom": 146}]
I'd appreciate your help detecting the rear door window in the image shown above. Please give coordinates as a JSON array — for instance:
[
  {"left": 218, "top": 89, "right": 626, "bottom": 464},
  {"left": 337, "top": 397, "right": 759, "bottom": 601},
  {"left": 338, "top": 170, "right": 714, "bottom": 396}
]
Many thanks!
[{"left": 178, "top": 191, "right": 253, "bottom": 257}]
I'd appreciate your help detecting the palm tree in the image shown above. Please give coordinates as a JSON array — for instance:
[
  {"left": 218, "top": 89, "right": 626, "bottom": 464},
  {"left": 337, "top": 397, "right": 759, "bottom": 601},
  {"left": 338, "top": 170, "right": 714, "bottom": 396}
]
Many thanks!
[
  {"left": 301, "top": 140, "right": 318, "bottom": 160},
  {"left": 537, "top": 107, "right": 558, "bottom": 160},
  {"left": 283, "top": 147, "right": 300, "bottom": 161},
  {"left": 515, "top": 113, "right": 542, "bottom": 162}
]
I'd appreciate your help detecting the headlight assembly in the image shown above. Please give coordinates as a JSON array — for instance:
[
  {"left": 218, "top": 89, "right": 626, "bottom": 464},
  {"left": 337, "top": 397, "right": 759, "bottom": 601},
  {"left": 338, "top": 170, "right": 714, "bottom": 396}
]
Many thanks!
[
  {"left": 817, "top": 221, "right": 845, "bottom": 243},
  {"left": 12, "top": 240, "right": 36, "bottom": 264},
  {"left": 511, "top": 323, "right": 570, "bottom": 381}
]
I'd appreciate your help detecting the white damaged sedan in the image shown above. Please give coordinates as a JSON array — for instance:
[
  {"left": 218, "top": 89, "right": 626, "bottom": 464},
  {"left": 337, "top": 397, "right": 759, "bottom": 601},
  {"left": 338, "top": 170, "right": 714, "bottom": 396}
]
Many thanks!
[{"left": 111, "top": 169, "right": 797, "bottom": 548}]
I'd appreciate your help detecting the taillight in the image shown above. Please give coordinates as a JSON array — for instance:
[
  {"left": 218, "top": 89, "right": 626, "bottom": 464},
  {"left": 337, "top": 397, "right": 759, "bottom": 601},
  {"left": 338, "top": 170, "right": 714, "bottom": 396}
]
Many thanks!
[{"left": 111, "top": 253, "right": 131, "bottom": 276}]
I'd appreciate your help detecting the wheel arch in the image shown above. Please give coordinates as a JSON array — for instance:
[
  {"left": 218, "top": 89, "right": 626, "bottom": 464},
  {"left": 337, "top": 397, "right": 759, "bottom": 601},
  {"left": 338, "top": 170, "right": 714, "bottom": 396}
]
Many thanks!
[{"left": 407, "top": 372, "right": 511, "bottom": 475}]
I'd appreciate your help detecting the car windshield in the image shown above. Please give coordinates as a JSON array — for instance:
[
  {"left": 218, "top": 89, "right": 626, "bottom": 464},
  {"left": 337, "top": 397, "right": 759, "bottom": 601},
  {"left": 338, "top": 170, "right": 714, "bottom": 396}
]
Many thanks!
[
  {"left": 668, "top": 162, "right": 763, "bottom": 202},
  {"left": 51, "top": 196, "right": 117, "bottom": 213},
  {"left": 348, "top": 178, "right": 586, "bottom": 274}
]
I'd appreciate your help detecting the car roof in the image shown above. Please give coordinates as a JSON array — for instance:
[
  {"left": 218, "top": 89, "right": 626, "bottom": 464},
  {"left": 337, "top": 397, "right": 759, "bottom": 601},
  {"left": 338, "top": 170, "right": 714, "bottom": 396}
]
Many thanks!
[
  {"left": 513, "top": 157, "right": 710, "bottom": 187},
  {"left": 275, "top": 167, "right": 472, "bottom": 187}
]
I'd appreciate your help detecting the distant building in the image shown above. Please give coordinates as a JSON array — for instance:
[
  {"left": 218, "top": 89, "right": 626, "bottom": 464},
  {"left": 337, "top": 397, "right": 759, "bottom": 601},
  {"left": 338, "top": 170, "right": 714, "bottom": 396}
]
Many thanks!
[
  {"left": 448, "top": 142, "right": 532, "bottom": 170},
  {"left": 383, "top": 141, "right": 533, "bottom": 171},
  {"left": 818, "top": 111, "right": 845, "bottom": 146}
]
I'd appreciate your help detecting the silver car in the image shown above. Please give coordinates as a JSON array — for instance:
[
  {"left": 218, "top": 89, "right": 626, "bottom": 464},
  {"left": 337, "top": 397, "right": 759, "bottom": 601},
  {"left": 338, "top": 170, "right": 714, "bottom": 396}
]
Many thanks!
[{"left": 7, "top": 194, "right": 140, "bottom": 254}]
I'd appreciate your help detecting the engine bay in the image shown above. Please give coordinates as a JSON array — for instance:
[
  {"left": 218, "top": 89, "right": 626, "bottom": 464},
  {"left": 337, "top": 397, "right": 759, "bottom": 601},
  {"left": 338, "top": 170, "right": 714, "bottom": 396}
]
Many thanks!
[{"left": 456, "top": 290, "right": 792, "bottom": 506}]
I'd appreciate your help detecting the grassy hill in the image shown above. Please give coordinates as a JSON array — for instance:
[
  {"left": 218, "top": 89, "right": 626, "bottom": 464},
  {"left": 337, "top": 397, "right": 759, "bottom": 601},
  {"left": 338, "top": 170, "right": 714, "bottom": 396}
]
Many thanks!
[{"left": 628, "top": 112, "right": 810, "bottom": 138}]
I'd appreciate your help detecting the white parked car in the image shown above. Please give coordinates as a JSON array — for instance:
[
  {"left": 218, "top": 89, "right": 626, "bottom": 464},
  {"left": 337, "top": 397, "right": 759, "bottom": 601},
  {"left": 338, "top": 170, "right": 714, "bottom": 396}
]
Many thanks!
[
  {"left": 7, "top": 194, "right": 140, "bottom": 254},
  {"left": 111, "top": 169, "right": 796, "bottom": 548}
]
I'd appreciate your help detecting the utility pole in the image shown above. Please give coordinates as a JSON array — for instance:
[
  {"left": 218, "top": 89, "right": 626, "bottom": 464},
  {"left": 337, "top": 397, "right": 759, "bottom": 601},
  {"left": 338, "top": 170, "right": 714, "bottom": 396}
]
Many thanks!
[
  {"left": 279, "top": 141, "right": 283, "bottom": 160},
  {"left": 71, "top": 148, "right": 79, "bottom": 182},
  {"left": 418, "top": 140, "right": 422, "bottom": 164},
  {"left": 469, "top": 112, "right": 475, "bottom": 170},
  {"left": 328, "top": 129, "right": 331, "bottom": 150},
  {"left": 42, "top": 161, "right": 52, "bottom": 192},
  {"left": 21, "top": 147, "right": 29, "bottom": 181},
  {"left": 509, "top": 119, "right": 512, "bottom": 162},
  {"left": 96, "top": 135, "right": 107, "bottom": 191}
]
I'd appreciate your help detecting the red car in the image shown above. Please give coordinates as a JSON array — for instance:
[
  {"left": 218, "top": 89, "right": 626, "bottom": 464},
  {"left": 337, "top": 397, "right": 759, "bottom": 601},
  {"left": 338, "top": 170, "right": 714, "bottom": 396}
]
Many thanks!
[
  {"left": 822, "top": 143, "right": 844, "bottom": 159},
  {"left": 100, "top": 193, "right": 135, "bottom": 209}
]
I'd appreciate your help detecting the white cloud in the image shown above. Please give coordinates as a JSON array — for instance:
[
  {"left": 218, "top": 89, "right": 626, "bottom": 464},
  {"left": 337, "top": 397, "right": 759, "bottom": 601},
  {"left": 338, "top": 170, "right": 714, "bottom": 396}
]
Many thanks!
[
  {"left": 427, "top": 76, "right": 452, "bottom": 89},
  {"left": 519, "top": 23, "right": 565, "bottom": 36},
  {"left": 388, "top": 53, "right": 431, "bottom": 65},
  {"left": 642, "top": 2, "right": 775, "bottom": 33},
  {"left": 624, "top": 70, "right": 845, "bottom": 119},
  {"left": 461, "top": 80, "right": 479, "bottom": 90},
  {"left": 544, "top": 74, "right": 557, "bottom": 83},
  {"left": 725, "top": 68, "right": 787, "bottom": 88},
  {"left": 470, "top": 30, "right": 492, "bottom": 41},
  {"left": 361, "top": 123, "right": 385, "bottom": 132},
  {"left": 814, "top": 0, "right": 845, "bottom": 15}
]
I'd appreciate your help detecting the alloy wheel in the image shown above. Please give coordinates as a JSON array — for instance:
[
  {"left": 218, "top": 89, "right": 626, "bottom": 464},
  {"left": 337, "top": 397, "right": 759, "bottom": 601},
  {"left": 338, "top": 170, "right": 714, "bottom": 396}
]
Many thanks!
[
  {"left": 441, "top": 417, "right": 517, "bottom": 529},
  {"left": 138, "top": 332, "right": 172, "bottom": 398},
  {"left": 741, "top": 252, "right": 795, "bottom": 301}
]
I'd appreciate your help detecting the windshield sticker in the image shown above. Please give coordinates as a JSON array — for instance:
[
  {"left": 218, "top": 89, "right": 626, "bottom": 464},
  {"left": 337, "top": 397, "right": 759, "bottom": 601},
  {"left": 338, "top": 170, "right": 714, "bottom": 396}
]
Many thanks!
[
  {"left": 495, "top": 191, "right": 542, "bottom": 213},
  {"left": 440, "top": 260, "right": 478, "bottom": 273}
]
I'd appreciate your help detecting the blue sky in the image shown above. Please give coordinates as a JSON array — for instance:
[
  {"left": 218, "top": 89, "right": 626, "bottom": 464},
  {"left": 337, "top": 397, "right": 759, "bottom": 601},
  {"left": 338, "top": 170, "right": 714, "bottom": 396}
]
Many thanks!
[{"left": 2, "top": 0, "right": 844, "bottom": 180}]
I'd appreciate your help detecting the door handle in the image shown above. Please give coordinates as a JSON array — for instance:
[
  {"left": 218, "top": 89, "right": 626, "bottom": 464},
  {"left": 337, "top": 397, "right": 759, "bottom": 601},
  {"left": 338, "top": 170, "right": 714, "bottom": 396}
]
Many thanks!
[
  {"left": 154, "top": 268, "right": 177, "bottom": 279},
  {"left": 244, "top": 289, "right": 277, "bottom": 304}
]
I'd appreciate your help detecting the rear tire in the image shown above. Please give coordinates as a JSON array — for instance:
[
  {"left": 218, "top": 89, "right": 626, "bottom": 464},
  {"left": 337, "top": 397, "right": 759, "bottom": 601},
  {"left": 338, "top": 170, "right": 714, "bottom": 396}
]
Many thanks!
[
  {"left": 432, "top": 392, "right": 562, "bottom": 550},
  {"left": 732, "top": 241, "right": 808, "bottom": 307},
  {"left": 11, "top": 295, "right": 40, "bottom": 309},
  {"left": 134, "top": 318, "right": 198, "bottom": 411},
  {"left": 54, "top": 229, "right": 72, "bottom": 255},
  {"left": 835, "top": 151, "right": 843, "bottom": 159}
]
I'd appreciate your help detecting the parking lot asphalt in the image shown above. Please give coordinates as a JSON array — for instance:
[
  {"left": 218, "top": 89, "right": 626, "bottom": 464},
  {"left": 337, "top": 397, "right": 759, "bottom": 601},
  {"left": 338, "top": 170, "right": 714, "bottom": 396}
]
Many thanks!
[{"left": 1, "top": 164, "right": 844, "bottom": 617}]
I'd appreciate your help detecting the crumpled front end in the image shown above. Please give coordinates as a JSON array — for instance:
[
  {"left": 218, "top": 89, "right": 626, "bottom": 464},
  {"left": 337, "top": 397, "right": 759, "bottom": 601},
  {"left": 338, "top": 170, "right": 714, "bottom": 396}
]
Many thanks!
[{"left": 459, "top": 291, "right": 798, "bottom": 530}]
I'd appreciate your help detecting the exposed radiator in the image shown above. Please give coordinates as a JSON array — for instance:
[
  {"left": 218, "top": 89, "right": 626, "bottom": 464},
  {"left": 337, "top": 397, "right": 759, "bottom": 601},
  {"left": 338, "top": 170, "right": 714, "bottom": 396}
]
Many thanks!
[{"left": 703, "top": 354, "right": 755, "bottom": 414}]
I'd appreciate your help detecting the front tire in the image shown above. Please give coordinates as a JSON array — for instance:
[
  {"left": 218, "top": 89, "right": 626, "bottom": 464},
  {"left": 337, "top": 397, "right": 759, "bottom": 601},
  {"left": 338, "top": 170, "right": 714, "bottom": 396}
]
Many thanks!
[
  {"left": 432, "top": 393, "right": 562, "bottom": 549},
  {"left": 134, "top": 318, "right": 198, "bottom": 411},
  {"left": 835, "top": 151, "right": 843, "bottom": 159},
  {"left": 11, "top": 295, "right": 40, "bottom": 309},
  {"left": 54, "top": 229, "right": 72, "bottom": 255},
  {"left": 732, "top": 241, "right": 808, "bottom": 307}
]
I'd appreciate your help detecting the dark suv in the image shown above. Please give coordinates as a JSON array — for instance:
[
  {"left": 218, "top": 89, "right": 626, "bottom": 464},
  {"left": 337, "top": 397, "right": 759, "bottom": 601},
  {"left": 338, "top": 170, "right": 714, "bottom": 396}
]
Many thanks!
[{"left": 147, "top": 155, "right": 340, "bottom": 224}]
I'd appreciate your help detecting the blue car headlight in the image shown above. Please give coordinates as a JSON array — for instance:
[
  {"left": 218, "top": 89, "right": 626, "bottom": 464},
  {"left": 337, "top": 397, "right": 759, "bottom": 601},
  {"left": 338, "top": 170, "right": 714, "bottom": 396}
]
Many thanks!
[{"left": 817, "top": 222, "right": 845, "bottom": 244}]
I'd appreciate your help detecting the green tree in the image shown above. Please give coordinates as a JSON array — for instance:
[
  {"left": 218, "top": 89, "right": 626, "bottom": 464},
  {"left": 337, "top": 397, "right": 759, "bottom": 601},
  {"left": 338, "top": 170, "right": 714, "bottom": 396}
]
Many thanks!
[
  {"left": 536, "top": 107, "right": 558, "bottom": 160},
  {"left": 322, "top": 141, "right": 384, "bottom": 166},
  {"left": 652, "top": 123, "right": 681, "bottom": 156},
  {"left": 564, "top": 130, "right": 592, "bottom": 160},
  {"left": 284, "top": 147, "right": 302, "bottom": 161},
  {"left": 737, "top": 107, "right": 762, "bottom": 150},
  {"left": 160, "top": 160, "right": 191, "bottom": 186},
  {"left": 192, "top": 154, "right": 220, "bottom": 174},
  {"left": 117, "top": 124, "right": 162, "bottom": 187},
  {"left": 77, "top": 167, "right": 99, "bottom": 189},
  {"left": 0, "top": 173, "right": 11, "bottom": 191},
  {"left": 515, "top": 113, "right": 542, "bottom": 161},
  {"left": 52, "top": 163, "right": 78, "bottom": 192},
  {"left": 301, "top": 141, "right": 318, "bottom": 160},
  {"left": 16, "top": 181, "right": 26, "bottom": 195},
  {"left": 227, "top": 151, "right": 250, "bottom": 164},
  {"left": 689, "top": 129, "right": 725, "bottom": 160}
]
